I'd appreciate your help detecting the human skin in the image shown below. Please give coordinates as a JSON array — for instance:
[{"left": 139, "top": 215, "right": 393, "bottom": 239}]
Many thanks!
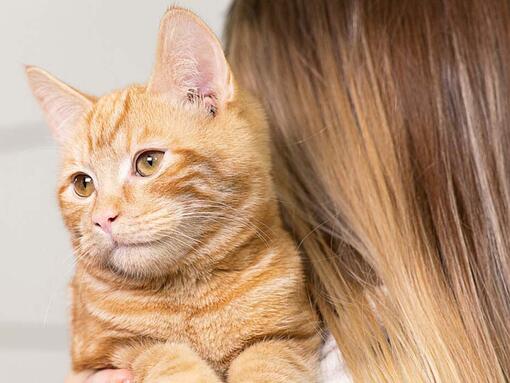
[{"left": 66, "top": 369, "right": 133, "bottom": 383}]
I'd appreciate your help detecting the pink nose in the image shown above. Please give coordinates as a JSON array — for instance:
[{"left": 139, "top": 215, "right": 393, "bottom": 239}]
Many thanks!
[{"left": 93, "top": 212, "right": 119, "bottom": 234}]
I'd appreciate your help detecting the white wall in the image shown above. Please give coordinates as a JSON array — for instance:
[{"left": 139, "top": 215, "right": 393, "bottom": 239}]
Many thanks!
[{"left": 0, "top": 1, "right": 232, "bottom": 381}]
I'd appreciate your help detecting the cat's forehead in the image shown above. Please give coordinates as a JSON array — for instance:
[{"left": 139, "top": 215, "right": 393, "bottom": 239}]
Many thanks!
[
  {"left": 84, "top": 88, "right": 135, "bottom": 155},
  {"left": 74, "top": 87, "right": 166, "bottom": 160},
  {"left": 64, "top": 85, "right": 230, "bottom": 169}
]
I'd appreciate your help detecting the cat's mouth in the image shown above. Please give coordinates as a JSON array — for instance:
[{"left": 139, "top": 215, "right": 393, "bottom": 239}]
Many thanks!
[{"left": 111, "top": 239, "right": 158, "bottom": 250}]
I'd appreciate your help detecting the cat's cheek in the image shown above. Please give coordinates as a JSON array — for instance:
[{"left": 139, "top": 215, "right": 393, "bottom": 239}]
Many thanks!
[
  {"left": 59, "top": 185, "right": 95, "bottom": 231},
  {"left": 60, "top": 204, "right": 88, "bottom": 237}
]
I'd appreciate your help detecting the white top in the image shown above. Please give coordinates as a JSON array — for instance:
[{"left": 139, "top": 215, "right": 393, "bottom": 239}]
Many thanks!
[{"left": 319, "top": 333, "right": 353, "bottom": 383}]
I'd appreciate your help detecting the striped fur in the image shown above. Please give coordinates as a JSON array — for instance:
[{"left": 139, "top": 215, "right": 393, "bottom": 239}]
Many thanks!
[{"left": 63, "top": 86, "right": 320, "bottom": 382}]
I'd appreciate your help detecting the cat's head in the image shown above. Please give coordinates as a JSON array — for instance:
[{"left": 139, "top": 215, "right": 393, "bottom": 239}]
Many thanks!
[{"left": 26, "top": 8, "right": 273, "bottom": 279}]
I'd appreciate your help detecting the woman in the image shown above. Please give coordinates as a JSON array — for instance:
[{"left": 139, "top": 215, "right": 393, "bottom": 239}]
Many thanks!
[{"left": 75, "top": 0, "right": 510, "bottom": 381}]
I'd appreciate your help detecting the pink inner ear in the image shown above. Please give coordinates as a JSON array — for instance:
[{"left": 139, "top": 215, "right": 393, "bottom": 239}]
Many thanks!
[
  {"left": 26, "top": 66, "right": 92, "bottom": 141},
  {"left": 149, "top": 9, "right": 233, "bottom": 108}
]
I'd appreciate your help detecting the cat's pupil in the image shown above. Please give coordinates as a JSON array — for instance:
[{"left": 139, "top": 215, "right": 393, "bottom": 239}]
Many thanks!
[{"left": 147, "top": 156, "right": 154, "bottom": 166}]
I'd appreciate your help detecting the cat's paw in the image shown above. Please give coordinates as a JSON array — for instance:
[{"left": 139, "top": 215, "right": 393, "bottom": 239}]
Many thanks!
[{"left": 133, "top": 342, "right": 222, "bottom": 383}]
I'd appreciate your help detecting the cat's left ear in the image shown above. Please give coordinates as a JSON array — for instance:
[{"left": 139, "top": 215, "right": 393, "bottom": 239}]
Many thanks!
[{"left": 148, "top": 8, "right": 235, "bottom": 114}]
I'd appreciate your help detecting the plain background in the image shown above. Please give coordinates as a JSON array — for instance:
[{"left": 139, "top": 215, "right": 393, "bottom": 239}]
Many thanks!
[{"left": 0, "top": 1, "right": 232, "bottom": 381}]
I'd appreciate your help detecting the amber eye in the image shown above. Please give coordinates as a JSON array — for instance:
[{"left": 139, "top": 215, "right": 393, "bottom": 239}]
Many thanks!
[
  {"left": 135, "top": 150, "right": 164, "bottom": 177},
  {"left": 73, "top": 173, "right": 95, "bottom": 197}
]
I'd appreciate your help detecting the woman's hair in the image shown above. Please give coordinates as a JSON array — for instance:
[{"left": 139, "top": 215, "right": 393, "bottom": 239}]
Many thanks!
[{"left": 225, "top": 1, "right": 510, "bottom": 381}]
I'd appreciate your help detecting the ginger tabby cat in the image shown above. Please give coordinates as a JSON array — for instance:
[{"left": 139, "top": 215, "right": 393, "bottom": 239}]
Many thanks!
[{"left": 26, "top": 7, "right": 320, "bottom": 383}]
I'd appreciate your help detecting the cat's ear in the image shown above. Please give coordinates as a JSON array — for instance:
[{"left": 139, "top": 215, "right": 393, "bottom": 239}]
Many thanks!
[
  {"left": 148, "top": 8, "right": 235, "bottom": 114},
  {"left": 25, "top": 66, "right": 94, "bottom": 142}
]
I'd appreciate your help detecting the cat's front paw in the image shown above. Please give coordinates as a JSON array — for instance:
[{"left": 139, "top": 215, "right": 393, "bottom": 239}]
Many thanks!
[{"left": 133, "top": 342, "right": 222, "bottom": 383}]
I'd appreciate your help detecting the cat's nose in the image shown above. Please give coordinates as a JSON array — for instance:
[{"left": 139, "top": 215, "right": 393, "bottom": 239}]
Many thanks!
[{"left": 93, "top": 211, "right": 119, "bottom": 234}]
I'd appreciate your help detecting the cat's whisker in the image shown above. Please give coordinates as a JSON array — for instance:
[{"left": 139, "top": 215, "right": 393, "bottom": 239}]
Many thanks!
[
  {"left": 180, "top": 206, "right": 273, "bottom": 245},
  {"left": 187, "top": 198, "right": 275, "bottom": 234},
  {"left": 178, "top": 212, "right": 272, "bottom": 249}
]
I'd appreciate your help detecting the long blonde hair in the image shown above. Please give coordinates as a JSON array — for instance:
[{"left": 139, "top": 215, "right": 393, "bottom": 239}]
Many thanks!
[{"left": 225, "top": 1, "right": 510, "bottom": 381}]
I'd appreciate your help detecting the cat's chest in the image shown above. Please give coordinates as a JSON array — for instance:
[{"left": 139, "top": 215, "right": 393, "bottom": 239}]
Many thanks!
[
  {"left": 77, "top": 279, "right": 258, "bottom": 366},
  {"left": 72, "top": 252, "right": 303, "bottom": 372}
]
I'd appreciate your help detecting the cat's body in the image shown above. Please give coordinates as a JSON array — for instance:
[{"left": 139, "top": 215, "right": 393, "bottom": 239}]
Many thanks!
[
  {"left": 27, "top": 8, "right": 320, "bottom": 382},
  {"left": 71, "top": 210, "right": 316, "bottom": 376}
]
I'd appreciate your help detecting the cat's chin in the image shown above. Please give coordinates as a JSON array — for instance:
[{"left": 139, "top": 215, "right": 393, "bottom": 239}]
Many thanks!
[{"left": 105, "top": 241, "right": 182, "bottom": 279}]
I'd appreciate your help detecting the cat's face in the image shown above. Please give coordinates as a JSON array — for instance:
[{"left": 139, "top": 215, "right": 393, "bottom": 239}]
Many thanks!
[
  {"left": 26, "top": 9, "right": 272, "bottom": 278},
  {"left": 58, "top": 87, "right": 269, "bottom": 278}
]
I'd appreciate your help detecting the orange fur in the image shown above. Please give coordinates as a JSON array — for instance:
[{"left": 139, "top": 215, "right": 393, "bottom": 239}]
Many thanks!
[{"left": 26, "top": 7, "right": 320, "bottom": 383}]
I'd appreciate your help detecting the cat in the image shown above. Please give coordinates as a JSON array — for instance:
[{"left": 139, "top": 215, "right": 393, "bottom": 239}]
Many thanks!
[{"left": 26, "top": 7, "right": 320, "bottom": 383}]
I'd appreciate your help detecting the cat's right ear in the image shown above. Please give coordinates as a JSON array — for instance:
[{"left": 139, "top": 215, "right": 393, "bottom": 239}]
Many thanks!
[{"left": 25, "top": 66, "right": 94, "bottom": 142}]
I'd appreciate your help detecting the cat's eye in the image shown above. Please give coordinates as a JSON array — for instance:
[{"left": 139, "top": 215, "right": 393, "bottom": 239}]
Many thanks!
[
  {"left": 135, "top": 150, "right": 165, "bottom": 177},
  {"left": 73, "top": 173, "right": 95, "bottom": 197}
]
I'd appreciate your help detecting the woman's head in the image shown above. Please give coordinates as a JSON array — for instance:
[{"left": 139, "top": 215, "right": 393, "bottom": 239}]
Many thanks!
[{"left": 226, "top": 0, "right": 510, "bottom": 381}]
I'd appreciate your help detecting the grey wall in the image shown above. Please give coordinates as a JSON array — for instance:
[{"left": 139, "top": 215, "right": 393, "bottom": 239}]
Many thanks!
[
  {"left": 0, "top": 1, "right": 232, "bottom": 381},
  {"left": 1, "top": 0, "right": 230, "bottom": 129}
]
